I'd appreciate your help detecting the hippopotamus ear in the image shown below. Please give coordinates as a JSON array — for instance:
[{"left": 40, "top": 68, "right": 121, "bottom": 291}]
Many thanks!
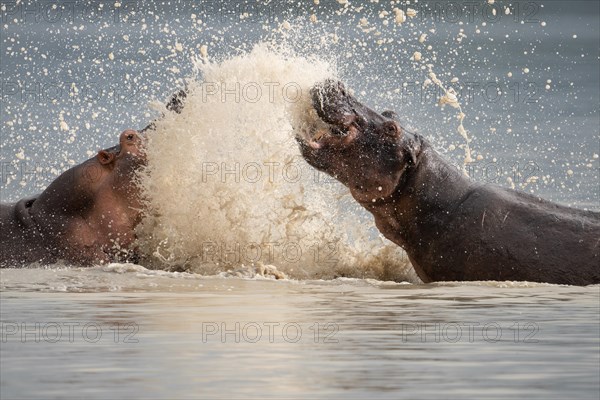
[
  {"left": 381, "top": 110, "right": 400, "bottom": 121},
  {"left": 166, "top": 89, "right": 187, "bottom": 114},
  {"left": 97, "top": 150, "right": 115, "bottom": 165},
  {"left": 401, "top": 134, "right": 421, "bottom": 167}
]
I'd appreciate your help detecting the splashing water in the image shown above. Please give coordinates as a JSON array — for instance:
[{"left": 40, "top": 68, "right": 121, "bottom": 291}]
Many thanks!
[
  {"left": 136, "top": 44, "right": 418, "bottom": 282},
  {"left": 3, "top": 1, "right": 596, "bottom": 278}
]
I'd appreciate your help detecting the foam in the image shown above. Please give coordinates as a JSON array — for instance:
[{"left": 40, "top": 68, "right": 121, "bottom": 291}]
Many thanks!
[{"left": 136, "top": 43, "right": 418, "bottom": 282}]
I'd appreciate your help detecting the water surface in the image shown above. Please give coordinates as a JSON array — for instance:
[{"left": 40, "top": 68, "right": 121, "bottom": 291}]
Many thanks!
[{"left": 1, "top": 267, "right": 599, "bottom": 399}]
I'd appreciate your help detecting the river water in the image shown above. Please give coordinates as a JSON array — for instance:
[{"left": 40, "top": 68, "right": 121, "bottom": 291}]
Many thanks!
[
  {"left": 1, "top": 1, "right": 599, "bottom": 399},
  {"left": 1, "top": 266, "right": 599, "bottom": 399}
]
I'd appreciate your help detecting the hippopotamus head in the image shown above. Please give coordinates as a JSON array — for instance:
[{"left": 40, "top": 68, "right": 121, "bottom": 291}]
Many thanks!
[
  {"left": 297, "top": 79, "right": 422, "bottom": 204},
  {"left": 77, "top": 129, "right": 147, "bottom": 260},
  {"left": 0, "top": 129, "right": 148, "bottom": 266}
]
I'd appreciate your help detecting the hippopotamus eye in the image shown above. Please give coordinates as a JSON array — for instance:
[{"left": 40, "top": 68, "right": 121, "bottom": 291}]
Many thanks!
[
  {"left": 127, "top": 134, "right": 134, "bottom": 140},
  {"left": 382, "top": 121, "right": 400, "bottom": 137}
]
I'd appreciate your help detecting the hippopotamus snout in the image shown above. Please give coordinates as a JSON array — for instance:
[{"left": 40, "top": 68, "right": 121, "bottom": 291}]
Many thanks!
[
  {"left": 298, "top": 80, "right": 422, "bottom": 203},
  {"left": 310, "top": 79, "right": 355, "bottom": 130},
  {"left": 119, "top": 129, "right": 144, "bottom": 149},
  {"left": 118, "top": 129, "right": 147, "bottom": 161},
  {"left": 309, "top": 79, "right": 386, "bottom": 136}
]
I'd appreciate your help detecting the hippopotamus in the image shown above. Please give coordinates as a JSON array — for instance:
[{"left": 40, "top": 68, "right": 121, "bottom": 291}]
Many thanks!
[
  {"left": 0, "top": 90, "right": 187, "bottom": 268},
  {"left": 0, "top": 130, "right": 146, "bottom": 267},
  {"left": 297, "top": 79, "right": 600, "bottom": 285}
]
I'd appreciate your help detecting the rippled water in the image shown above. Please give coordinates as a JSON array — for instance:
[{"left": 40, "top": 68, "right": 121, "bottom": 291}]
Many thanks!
[{"left": 1, "top": 266, "right": 599, "bottom": 399}]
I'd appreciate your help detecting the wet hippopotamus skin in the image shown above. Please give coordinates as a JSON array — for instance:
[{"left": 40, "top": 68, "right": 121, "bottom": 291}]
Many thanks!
[
  {"left": 297, "top": 80, "right": 600, "bottom": 286},
  {"left": 0, "top": 91, "right": 187, "bottom": 267},
  {"left": 0, "top": 130, "right": 146, "bottom": 266}
]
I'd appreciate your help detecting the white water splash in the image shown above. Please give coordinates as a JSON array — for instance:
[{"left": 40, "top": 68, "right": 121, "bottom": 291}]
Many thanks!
[{"left": 136, "top": 43, "right": 418, "bottom": 282}]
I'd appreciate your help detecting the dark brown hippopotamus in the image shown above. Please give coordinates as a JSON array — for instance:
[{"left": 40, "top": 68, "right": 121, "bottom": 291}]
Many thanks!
[
  {"left": 297, "top": 80, "right": 600, "bottom": 286},
  {"left": 0, "top": 91, "right": 187, "bottom": 268}
]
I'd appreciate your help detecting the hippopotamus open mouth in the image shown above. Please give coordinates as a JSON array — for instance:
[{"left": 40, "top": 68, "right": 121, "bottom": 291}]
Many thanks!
[
  {"left": 303, "top": 80, "right": 390, "bottom": 146},
  {"left": 297, "top": 79, "right": 422, "bottom": 203}
]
